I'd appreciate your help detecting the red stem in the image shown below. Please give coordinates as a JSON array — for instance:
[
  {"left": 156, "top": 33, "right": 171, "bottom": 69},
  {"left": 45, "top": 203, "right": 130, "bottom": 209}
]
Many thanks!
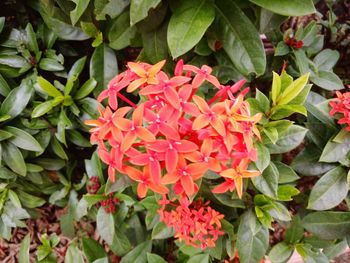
[{"left": 117, "top": 92, "right": 137, "bottom": 108}]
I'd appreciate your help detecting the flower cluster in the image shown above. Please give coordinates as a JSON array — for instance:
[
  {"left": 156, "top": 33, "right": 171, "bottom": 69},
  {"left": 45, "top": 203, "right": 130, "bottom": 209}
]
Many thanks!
[
  {"left": 86, "top": 176, "right": 100, "bottom": 194},
  {"left": 98, "top": 193, "right": 120, "bottom": 214},
  {"left": 329, "top": 91, "right": 350, "bottom": 130},
  {"left": 86, "top": 60, "right": 261, "bottom": 199},
  {"left": 158, "top": 196, "right": 224, "bottom": 249},
  {"left": 285, "top": 36, "right": 303, "bottom": 49}
]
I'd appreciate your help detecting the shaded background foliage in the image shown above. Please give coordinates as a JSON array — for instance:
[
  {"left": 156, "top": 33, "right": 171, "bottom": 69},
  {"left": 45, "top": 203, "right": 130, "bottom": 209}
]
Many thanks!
[{"left": 0, "top": 0, "right": 349, "bottom": 262}]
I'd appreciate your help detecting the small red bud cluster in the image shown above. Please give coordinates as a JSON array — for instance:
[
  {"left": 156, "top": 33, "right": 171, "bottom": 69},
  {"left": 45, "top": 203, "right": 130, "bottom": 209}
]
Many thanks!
[
  {"left": 285, "top": 37, "right": 303, "bottom": 49},
  {"left": 87, "top": 176, "right": 100, "bottom": 194},
  {"left": 99, "top": 193, "right": 119, "bottom": 213}
]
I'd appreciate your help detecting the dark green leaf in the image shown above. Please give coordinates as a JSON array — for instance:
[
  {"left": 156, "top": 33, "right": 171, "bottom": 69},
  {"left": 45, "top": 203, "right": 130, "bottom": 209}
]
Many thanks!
[
  {"left": 120, "top": 240, "right": 152, "bottom": 263},
  {"left": 186, "top": 254, "right": 209, "bottom": 263},
  {"left": 109, "top": 12, "right": 137, "bottom": 50},
  {"left": 285, "top": 215, "right": 304, "bottom": 244},
  {"left": 109, "top": 228, "right": 132, "bottom": 256},
  {"left": 82, "top": 237, "right": 108, "bottom": 263},
  {"left": 311, "top": 70, "right": 344, "bottom": 91},
  {"left": 236, "top": 210, "right": 269, "bottom": 263},
  {"left": 0, "top": 74, "right": 11, "bottom": 97},
  {"left": 274, "top": 162, "right": 299, "bottom": 184},
  {"left": 95, "top": 0, "right": 130, "bottom": 20},
  {"left": 2, "top": 142, "right": 26, "bottom": 176},
  {"left": 0, "top": 55, "right": 29, "bottom": 68},
  {"left": 25, "top": 23, "right": 39, "bottom": 54},
  {"left": 4, "top": 126, "right": 42, "bottom": 152},
  {"left": 248, "top": 0, "right": 315, "bottom": 16},
  {"left": 252, "top": 163, "right": 279, "bottom": 198},
  {"left": 308, "top": 166, "right": 348, "bottom": 210},
  {"left": 266, "top": 125, "right": 307, "bottom": 154},
  {"left": 215, "top": 1, "right": 266, "bottom": 76},
  {"left": 320, "top": 135, "right": 350, "bottom": 163},
  {"left": 34, "top": 158, "right": 65, "bottom": 170},
  {"left": 0, "top": 79, "right": 33, "bottom": 118},
  {"left": 130, "top": 0, "right": 161, "bottom": 25},
  {"left": 313, "top": 49, "right": 339, "bottom": 71},
  {"left": 0, "top": 17, "right": 4, "bottom": 33},
  {"left": 254, "top": 142, "right": 270, "bottom": 173},
  {"left": 168, "top": 0, "right": 215, "bottom": 58},
  {"left": 268, "top": 242, "right": 293, "bottom": 263},
  {"left": 151, "top": 221, "right": 175, "bottom": 239},
  {"left": 90, "top": 44, "right": 118, "bottom": 95},
  {"left": 142, "top": 22, "right": 168, "bottom": 64},
  {"left": 17, "top": 190, "right": 45, "bottom": 208},
  {"left": 303, "top": 211, "right": 350, "bottom": 240}
]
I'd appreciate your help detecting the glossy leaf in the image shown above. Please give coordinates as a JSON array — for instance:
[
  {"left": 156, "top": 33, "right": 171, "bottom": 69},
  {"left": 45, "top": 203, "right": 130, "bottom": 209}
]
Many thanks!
[
  {"left": 310, "top": 70, "right": 344, "bottom": 91},
  {"left": 74, "top": 78, "right": 97, "bottom": 100},
  {"left": 303, "top": 212, "right": 350, "bottom": 240},
  {"left": 308, "top": 166, "right": 348, "bottom": 210},
  {"left": 96, "top": 207, "right": 115, "bottom": 245},
  {"left": 70, "top": 0, "right": 90, "bottom": 25},
  {"left": 152, "top": 221, "right": 175, "bottom": 239},
  {"left": 252, "top": 163, "right": 279, "bottom": 198},
  {"left": 4, "top": 126, "right": 42, "bottom": 152},
  {"left": 39, "top": 58, "right": 64, "bottom": 71},
  {"left": 32, "top": 100, "right": 54, "bottom": 118},
  {"left": 320, "top": 134, "right": 350, "bottom": 163},
  {"left": 147, "top": 253, "right": 167, "bottom": 263},
  {"left": 313, "top": 49, "right": 340, "bottom": 71},
  {"left": 2, "top": 142, "right": 26, "bottom": 176},
  {"left": 109, "top": 12, "right": 137, "bottom": 50},
  {"left": 268, "top": 242, "right": 293, "bottom": 263},
  {"left": 130, "top": 0, "right": 161, "bottom": 25},
  {"left": 215, "top": 1, "right": 265, "bottom": 76},
  {"left": 248, "top": 0, "right": 315, "bottom": 16},
  {"left": 254, "top": 142, "right": 270, "bottom": 173},
  {"left": 168, "top": 0, "right": 215, "bottom": 58},
  {"left": 120, "top": 240, "right": 152, "bottom": 263},
  {"left": 142, "top": 22, "right": 168, "bottom": 64},
  {"left": 277, "top": 73, "right": 310, "bottom": 105},
  {"left": 90, "top": 44, "right": 118, "bottom": 95},
  {"left": 236, "top": 210, "right": 269, "bottom": 263}
]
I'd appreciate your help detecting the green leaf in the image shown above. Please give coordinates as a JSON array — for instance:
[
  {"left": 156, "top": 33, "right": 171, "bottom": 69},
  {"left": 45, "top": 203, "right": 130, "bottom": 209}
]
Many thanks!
[
  {"left": 96, "top": 206, "right": 115, "bottom": 245},
  {"left": 67, "top": 130, "right": 91, "bottom": 147},
  {"left": 310, "top": 70, "right": 344, "bottom": 91},
  {"left": 19, "top": 233, "right": 30, "bottom": 263},
  {"left": 34, "top": 158, "right": 65, "bottom": 170},
  {"left": 0, "top": 55, "right": 29, "bottom": 68},
  {"left": 285, "top": 215, "right": 304, "bottom": 244},
  {"left": 17, "top": 190, "right": 45, "bottom": 208},
  {"left": 25, "top": 23, "right": 39, "bottom": 54},
  {"left": 236, "top": 210, "right": 269, "bottom": 263},
  {"left": 65, "top": 243, "right": 84, "bottom": 263},
  {"left": 70, "top": 0, "right": 90, "bottom": 25},
  {"left": 4, "top": 126, "right": 42, "bottom": 152},
  {"left": 142, "top": 22, "right": 168, "bottom": 64},
  {"left": 2, "top": 142, "right": 26, "bottom": 176},
  {"left": 271, "top": 105, "right": 307, "bottom": 120},
  {"left": 51, "top": 136, "right": 68, "bottom": 160},
  {"left": 308, "top": 166, "right": 348, "bottom": 210},
  {"left": 32, "top": 100, "right": 54, "bottom": 118},
  {"left": 90, "top": 44, "right": 118, "bottom": 95},
  {"left": 320, "top": 134, "right": 350, "bottom": 163},
  {"left": 268, "top": 242, "right": 293, "bottom": 263},
  {"left": 215, "top": 1, "right": 265, "bottom": 76},
  {"left": 271, "top": 72, "right": 281, "bottom": 106},
  {"left": 275, "top": 162, "right": 299, "bottom": 184},
  {"left": 248, "top": 0, "right": 315, "bottom": 16},
  {"left": 277, "top": 185, "right": 300, "bottom": 201},
  {"left": 82, "top": 237, "right": 108, "bottom": 263},
  {"left": 120, "top": 240, "right": 152, "bottom": 263},
  {"left": 37, "top": 76, "right": 62, "bottom": 97},
  {"left": 254, "top": 142, "right": 270, "bottom": 173},
  {"left": 186, "top": 254, "right": 209, "bottom": 263},
  {"left": 266, "top": 125, "right": 307, "bottom": 154},
  {"left": 95, "top": 0, "right": 130, "bottom": 20},
  {"left": 0, "top": 79, "right": 33, "bottom": 118},
  {"left": 0, "top": 74, "right": 11, "bottom": 97},
  {"left": 0, "top": 130, "right": 13, "bottom": 141},
  {"left": 255, "top": 89, "right": 270, "bottom": 113},
  {"left": 0, "top": 17, "right": 5, "bottom": 34},
  {"left": 108, "top": 12, "right": 137, "bottom": 50},
  {"left": 252, "top": 163, "right": 279, "bottom": 198},
  {"left": 313, "top": 49, "right": 339, "bottom": 71},
  {"left": 38, "top": 58, "right": 64, "bottom": 71},
  {"left": 109, "top": 228, "right": 132, "bottom": 256},
  {"left": 152, "top": 221, "right": 175, "bottom": 239},
  {"left": 168, "top": 0, "right": 215, "bottom": 58},
  {"left": 130, "top": 0, "right": 161, "bottom": 25},
  {"left": 146, "top": 253, "right": 167, "bottom": 263},
  {"left": 277, "top": 73, "right": 310, "bottom": 105},
  {"left": 74, "top": 78, "right": 97, "bottom": 100},
  {"left": 303, "top": 211, "right": 350, "bottom": 240}
]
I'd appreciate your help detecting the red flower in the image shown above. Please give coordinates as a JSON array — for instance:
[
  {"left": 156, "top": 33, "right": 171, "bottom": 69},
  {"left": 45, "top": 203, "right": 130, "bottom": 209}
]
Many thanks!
[{"left": 330, "top": 91, "right": 350, "bottom": 131}]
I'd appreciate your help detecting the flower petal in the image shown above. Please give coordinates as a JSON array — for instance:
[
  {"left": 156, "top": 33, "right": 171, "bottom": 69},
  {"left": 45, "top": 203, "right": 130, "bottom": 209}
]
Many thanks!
[
  {"left": 165, "top": 148, "right": 178, "bottom": 172},
  {"left": 175, "top": 140, "right": 198, "bottom": 152},
  {"left": 181, "top": 175, "right": 195, "bottom": 196},
  {"left": 121, "top": 132, "right": 136, "bottom": 152},
  {"left": 137, "top": 127, "right": 156, "bottom": 142},
  {"left": 192, "top": 114, "right": 210, "bottom": 130},
  {"left": 149, "top": 60, "right": 166, "bottom": 76},
  {"left": 127, "top": 78, "right": 146, "bottom": 92},
  {"left": 128, "top": 62, "right": 146, "bottom": 77},
  {"left": 162, "top": 172, "right": 179, "bottom": 184},
  {"left": 192, "top": 95, "right": 210, "bottom": 113}
]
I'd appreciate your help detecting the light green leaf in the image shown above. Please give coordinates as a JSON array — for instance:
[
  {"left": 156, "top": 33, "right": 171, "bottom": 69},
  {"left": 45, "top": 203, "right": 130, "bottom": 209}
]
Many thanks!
[
  {"left": 90, "top": 44, "right": 118, "bottom": 95},
  {"left": 254, "top": 142, "right": 270, "bottom": 173},
  {"left": 68, "top": 56, "right": 86, "bottom": 79},
  {"left": 303, "top": 211, "right": 350, "bottom": 240},
  {"left": 248, "top": 0, "right": 315, "bottom": 16},
  {"left": 25, "top": 23, "right": 39, "bottom": 54},
  {"left": 313, "top": 49, "right": 339, "bottom": 71},
  {"left": 95, "top": 0, "right": 130, "bottom": 20},
  {"left": 320, "top": 134, "right": 350, "bottom": 163},
  {"left": 19, "top": 233, "right": 30, "bottom": 263},
  {"left": 74, "top": 78, "right": 97, "bottom": 100},
  {"left": 37, "top": 76, "right": 62, "bottom": 97},
  {"left": 252, "top": 163, "right": 279, "bottom": 198},
  {"left": 32, "top": 100, "right": 54, "bottom": 118},
  {"left": 268, "top": 242, "right": 293, "bottom": 263},
  {"left": 168, "top": 0, "right": 215, "bottom": 58},
  {"left": 310, "top": 70, "right": 344, "bottom": 91},
  {"left": 152, "top": 221, "right": 175, "bottom": 239},
  {"left": 271, "top": 104, "right": 307, "bottom": 120},
  {"left": 271, "top": 71, "right": 281, "bottom": 105},
  {"left": 308, "top": 166, "right": 348, "bottom": 210},
  {"left": 215, "top": 1, "right": 265, "bottom": 76},
  {"left": 147, "top": 253, "right": 167, "bottom": 263},
  {"left": 65, "top": 243, "right": 84, "bottom": 263},
  {"left": 0, "top": 55, "right": 29, "bottom": 68},
  {"left": 130, "top": 0, "right": 161, "bottom": 25},
  {"left": 96, "top": 206, "right": 115, "bottom": 245},
  {"left": 277, "top": 73, "right": 310, "bottom": 105},
  {"left": 186, "top": 254, "right": 209, "bottom": 263}
]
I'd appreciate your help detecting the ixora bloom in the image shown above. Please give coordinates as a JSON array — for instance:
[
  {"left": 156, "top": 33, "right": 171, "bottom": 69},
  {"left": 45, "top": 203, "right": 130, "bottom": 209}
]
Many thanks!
[
  {"left": 86, "top": 60, "right": 262, "bottom": 248},
  {"left": 329, "top": 90, "right": 350, "bottom": 130}
]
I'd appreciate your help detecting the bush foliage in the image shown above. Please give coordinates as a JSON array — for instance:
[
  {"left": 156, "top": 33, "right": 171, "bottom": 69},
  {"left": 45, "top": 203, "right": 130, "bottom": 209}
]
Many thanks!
[{"left": 0, "top": 0, "right": 349, "bottom": 262}]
